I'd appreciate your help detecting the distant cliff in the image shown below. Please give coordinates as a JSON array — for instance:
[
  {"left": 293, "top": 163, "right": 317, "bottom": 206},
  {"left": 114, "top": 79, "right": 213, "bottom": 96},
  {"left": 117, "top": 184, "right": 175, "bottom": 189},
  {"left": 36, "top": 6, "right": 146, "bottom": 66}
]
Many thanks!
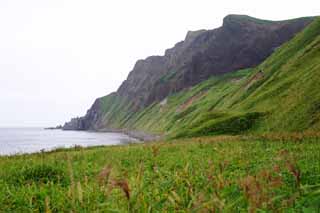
[
  {"left": 63, "top": 15, "right": 314, "bottom": 131},
  {"left": 116, "top": 15, "right": 314, "bottom": 109}
]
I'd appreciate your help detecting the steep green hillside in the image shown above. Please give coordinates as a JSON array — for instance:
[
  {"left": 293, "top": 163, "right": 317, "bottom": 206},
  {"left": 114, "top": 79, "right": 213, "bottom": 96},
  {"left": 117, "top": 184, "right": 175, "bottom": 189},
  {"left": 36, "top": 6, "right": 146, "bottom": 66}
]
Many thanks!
[{"left": 96, "top": 17, "right": 320, "bottom": 138}]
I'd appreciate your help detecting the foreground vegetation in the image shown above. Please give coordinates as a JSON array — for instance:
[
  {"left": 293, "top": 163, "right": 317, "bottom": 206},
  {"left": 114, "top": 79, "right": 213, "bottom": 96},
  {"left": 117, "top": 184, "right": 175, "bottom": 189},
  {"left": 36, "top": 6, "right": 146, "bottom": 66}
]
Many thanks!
[
  {"left": 1, "top": 17, "right": 319, "bottom": 213},
  {"left": 1, "top": 133, "right": 320, "bottom": 212}
]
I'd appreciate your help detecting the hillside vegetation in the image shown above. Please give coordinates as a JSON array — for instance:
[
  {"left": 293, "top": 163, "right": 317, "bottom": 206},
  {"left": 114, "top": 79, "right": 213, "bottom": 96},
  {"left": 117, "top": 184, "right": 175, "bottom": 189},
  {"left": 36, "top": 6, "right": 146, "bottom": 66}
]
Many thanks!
[
  {"left": 1, "top": 135, "right": 320, "bottom": 212},
  {"left": 1, "top": 17, "right": 320, "bottom": 212},
  {"left": 63, "top": 15, "right": 316, "bottom": 133},
  {"left": 94, "top": 17, "right": 320, "bottom": 138}
]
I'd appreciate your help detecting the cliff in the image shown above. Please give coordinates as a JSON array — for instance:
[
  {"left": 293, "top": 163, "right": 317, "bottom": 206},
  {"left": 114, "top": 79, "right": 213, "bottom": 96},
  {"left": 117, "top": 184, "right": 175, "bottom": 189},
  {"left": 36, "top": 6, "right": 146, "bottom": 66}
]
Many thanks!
[
  {"left": 116, "top": 15, "right": 314, "bottom": 109},
  {"left": 63, "top": 15, "right": 315, "bottom": 131}
]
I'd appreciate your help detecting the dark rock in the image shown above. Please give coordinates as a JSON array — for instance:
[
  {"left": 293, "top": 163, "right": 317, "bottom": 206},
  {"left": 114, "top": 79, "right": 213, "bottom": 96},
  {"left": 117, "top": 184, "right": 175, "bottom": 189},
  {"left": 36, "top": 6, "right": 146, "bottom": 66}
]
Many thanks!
[
  {"left": 45, "top": 125, "right": 62, "bottom": 130},
  {"left": 63, "top": 97, "right": 105, "bottom": 130},
  {"left": 62, "top": 117, "right": 85, "bottom": 130},
  {"left": 63, "top": 15, "right": 315, "bottom": 131},
  {"left": 117, "top": 15, "right": 314, "bottom": 109}
]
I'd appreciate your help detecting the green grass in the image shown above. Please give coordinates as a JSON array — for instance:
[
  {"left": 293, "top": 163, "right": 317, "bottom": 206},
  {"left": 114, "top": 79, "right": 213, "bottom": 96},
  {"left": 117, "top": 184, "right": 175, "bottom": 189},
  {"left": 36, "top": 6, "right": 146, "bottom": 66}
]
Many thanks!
[
  {"left": 95, "top": 17, "right": 320, "bottom": 138},
  {"left": 1, "top": 135, "right": 320, "bottom": 212},
  {"left": 225, "top": 14, "right": 315, "bottom": 25},
  {"left": 2, "top": 16, "right": 320, "bottom": 213},
  {"left": 173, "top": 112, "right": 267, "bottom": 138}
]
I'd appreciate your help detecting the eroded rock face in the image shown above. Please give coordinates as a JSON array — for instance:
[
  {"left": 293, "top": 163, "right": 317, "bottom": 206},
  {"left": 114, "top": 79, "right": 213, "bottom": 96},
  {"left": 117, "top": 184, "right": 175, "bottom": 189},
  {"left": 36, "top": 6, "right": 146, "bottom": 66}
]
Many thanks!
[
  {"left": 63, "top": 117, "right": 85, "bottom": 130},
  {"left": 117, "top": 15, "right": 314, "bottom": 109},
  {"left": 63, "top": 15, "right": 314, "bottom": 130},
  {"left": 63, "top": 97, "right": 104, "bottom": 130}
]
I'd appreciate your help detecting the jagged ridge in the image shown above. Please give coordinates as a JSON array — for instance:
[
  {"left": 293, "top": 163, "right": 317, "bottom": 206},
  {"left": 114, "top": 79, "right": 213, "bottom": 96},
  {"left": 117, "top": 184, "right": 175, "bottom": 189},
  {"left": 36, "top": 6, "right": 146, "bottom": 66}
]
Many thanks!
[{"left": 63, "top": 15, "right": 316, "bottom": 132}]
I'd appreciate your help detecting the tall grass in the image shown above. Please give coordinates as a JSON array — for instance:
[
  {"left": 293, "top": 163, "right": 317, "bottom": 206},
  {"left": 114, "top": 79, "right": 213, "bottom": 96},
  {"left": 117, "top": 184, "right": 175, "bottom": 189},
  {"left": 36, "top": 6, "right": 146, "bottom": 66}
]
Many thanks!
[{"left": 0, "top": 135, "right": 319, "bottom": 212}]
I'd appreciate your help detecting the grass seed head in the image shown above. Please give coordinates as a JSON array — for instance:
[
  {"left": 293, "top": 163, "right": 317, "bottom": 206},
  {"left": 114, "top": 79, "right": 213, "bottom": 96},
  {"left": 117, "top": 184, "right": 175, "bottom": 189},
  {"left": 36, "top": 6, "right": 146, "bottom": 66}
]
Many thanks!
[
  {"left": 77, "top": 181, "right": 83, "bottom": 204},
  {"left": 111, "top": 179, "right": 131, "bottom": 200},
  {"left": 98, "top": 164, "right": 112, "bottom": 185},
  {"left": 45, "top": 196, "right": 51, "bottom": 213}
]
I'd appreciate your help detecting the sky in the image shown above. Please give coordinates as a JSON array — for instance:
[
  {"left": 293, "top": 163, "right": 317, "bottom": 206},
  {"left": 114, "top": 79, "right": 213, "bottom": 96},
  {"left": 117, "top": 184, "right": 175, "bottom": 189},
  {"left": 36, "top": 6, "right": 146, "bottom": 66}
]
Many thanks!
[{"left": 0, "top": 0, "right": 319, "bottom": 127}]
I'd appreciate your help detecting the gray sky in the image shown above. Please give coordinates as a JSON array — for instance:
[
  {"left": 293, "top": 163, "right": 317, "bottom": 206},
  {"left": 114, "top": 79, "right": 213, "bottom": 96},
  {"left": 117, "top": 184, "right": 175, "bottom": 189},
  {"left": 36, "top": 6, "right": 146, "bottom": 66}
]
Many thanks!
[{"left": 0, "top": 0, "right": 319, "bottom": 127}]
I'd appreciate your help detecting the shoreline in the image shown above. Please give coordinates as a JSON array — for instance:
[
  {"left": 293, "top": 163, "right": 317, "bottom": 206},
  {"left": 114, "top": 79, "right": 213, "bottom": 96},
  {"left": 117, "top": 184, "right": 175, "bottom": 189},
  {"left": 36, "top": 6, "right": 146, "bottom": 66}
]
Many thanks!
[
  {"left": 1, "top": 129, "right": 158, "bottom": 157},
  {"left": 94, "top": 128, "right": 163, "bottom": 142},
  {"left": 61, "top": 127, "right": 163, "bottom": 142}
]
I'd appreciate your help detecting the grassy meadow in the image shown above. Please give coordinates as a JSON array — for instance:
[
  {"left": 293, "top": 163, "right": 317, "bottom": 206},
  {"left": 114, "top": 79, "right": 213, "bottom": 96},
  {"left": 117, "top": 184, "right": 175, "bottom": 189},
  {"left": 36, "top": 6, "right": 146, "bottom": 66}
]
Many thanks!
[{"left": 1, "top": 133, "right": 320, "bottom": 212}]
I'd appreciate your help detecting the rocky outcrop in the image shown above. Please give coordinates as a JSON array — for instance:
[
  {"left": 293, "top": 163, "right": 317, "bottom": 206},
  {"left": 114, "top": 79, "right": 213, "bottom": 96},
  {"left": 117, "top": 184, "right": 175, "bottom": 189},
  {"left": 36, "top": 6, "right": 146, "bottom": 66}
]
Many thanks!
[
  {"left": 63, "top": 97, "right": 105, "bottom": 130},
  {"left": 63, "top": 15, "right": 314, "bottom": 130},
  {"left": 63, "top": 117, "right": 85, "bottom": 130},
  {"left": 45, "top": 125, "right": 63, "bottom": 130},
  {"left": 117, "top": 15, "right": 314, "bottom": 110}
]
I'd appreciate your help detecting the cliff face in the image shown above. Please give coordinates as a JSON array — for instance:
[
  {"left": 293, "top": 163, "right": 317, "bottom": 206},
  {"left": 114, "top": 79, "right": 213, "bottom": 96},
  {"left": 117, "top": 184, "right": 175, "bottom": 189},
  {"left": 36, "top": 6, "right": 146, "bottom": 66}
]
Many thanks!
[
  {"left": 63, "top": 97, "right": 104, "bottom": 130},
  {"left": 63, "top": 15, "right": 314, "bottom": 131},
  {"left": 117, "top": 15, "right": 313, "bottom": 109}
]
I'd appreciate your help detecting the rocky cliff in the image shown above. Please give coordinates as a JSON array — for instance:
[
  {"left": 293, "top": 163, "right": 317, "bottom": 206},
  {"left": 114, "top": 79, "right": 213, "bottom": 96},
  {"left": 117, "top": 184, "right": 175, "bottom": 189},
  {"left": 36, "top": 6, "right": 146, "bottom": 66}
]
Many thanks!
[
  {"left": 63, "top": 15, "right": 314, "bottom": 131},
  {"left": 63, "top": 97, "right": 105, "bottom": 130}
]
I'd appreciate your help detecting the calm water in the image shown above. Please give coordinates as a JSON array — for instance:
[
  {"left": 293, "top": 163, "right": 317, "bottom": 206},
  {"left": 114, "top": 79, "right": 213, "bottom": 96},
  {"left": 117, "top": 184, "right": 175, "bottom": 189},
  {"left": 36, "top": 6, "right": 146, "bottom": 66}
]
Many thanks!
[{"left": 0, "top": 128, "right": 137, "bottom": 156}]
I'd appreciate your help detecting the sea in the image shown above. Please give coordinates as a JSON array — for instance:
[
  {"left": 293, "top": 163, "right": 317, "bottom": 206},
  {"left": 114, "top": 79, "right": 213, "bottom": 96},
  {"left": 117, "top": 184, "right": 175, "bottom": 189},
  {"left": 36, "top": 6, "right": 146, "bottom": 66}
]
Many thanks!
[{"left": 0, "top": 127, "right": 137, "bottom": 156}]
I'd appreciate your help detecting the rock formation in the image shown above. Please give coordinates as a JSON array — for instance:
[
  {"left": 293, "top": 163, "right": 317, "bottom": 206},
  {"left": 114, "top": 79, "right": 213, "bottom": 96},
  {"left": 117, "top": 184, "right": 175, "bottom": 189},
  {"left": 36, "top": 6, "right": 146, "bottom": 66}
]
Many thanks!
[{"left": 63, "top": 15, "right": 314, "bottom": 131}]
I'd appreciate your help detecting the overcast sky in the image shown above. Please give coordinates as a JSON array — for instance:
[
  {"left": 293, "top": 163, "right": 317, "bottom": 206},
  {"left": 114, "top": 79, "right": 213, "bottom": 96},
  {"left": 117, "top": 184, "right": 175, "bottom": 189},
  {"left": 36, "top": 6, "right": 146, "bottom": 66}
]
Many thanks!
[{"left": 0, "top": 0, "right": 319, "bottom": 127}]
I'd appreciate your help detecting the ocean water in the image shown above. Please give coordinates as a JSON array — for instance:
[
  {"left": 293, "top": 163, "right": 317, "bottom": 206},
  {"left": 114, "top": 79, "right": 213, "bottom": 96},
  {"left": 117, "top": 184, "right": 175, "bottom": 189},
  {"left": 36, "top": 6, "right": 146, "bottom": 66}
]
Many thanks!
[{"left": 0, "top": 128, "right": 137, "bottom": 156}]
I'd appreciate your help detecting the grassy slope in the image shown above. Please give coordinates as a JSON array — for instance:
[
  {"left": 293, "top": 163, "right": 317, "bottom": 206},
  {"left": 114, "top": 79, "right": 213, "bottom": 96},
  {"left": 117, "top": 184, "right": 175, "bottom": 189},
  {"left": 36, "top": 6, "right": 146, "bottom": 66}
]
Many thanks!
[
  {"left": 1, "top": 18, "right": 320, "bottom": 213},
  {"left": 1, "top": 135, "right": 320, "bottom": 212},
  {"left": 100, "top": 17, "right": 320, "bottom": 138}
]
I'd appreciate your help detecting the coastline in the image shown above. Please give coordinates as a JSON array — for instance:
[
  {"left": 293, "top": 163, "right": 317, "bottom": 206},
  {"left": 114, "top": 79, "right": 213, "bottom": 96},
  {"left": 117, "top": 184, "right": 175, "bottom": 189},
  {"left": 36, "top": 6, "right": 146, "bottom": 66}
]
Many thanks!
[
  {"left": 2, "top": 128, "right": 159, "bottom": 157},
  {"left": 95, "top": 128, "right": 163, "bottom": 142}
]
